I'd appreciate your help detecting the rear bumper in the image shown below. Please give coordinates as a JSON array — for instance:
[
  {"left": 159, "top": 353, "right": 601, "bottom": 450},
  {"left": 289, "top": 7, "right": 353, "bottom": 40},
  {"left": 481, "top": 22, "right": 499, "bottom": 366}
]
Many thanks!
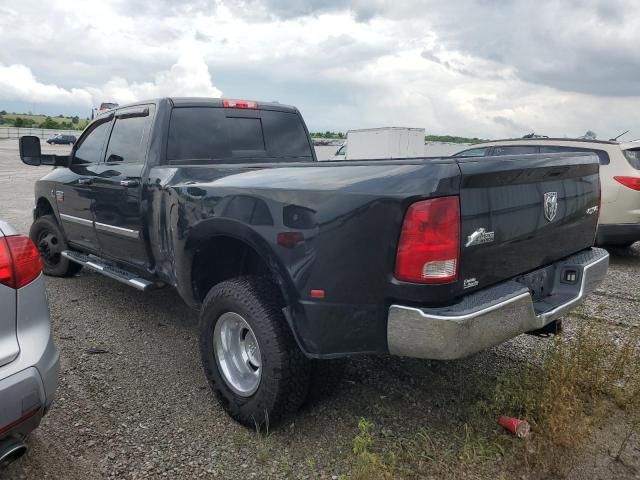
[
  {"left": 0, "top": 368, "right": 46, "bottom": 440},
  {"left": 387, "top": 247, "right": 609, "bottom": 360},
  {"left": 596, "top": 224, "right": 640, "bottom": 246}
]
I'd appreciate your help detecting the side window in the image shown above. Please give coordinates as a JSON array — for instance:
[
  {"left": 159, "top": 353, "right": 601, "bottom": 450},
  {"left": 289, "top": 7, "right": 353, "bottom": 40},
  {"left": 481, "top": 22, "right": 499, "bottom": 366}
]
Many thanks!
[
  {"left": 493, "top": 145, "right": 540, "bottom": 156},
  {"left": 104, "top": 107, "right": 154, "bottom": 163},
  {"left": 454, "top": 147, "right": 490, "bottom": 157},
  {"left": 73, "top": 121, "right": 112, "bottom": 165}
]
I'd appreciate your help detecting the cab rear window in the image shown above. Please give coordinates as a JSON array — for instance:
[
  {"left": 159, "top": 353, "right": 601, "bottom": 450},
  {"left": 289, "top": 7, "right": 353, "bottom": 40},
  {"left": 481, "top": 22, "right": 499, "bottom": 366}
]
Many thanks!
[{"left": 167, "top": 107, "right": 313, "bottom": 163}]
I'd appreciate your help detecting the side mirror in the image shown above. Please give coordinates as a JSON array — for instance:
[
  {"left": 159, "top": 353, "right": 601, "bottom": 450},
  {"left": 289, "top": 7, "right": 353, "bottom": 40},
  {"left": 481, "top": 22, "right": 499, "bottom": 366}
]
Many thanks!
[
  {"left": 19, "top": 135, "right": 70, "bottom": 167},
  {"left": 19, "top": 136, "right": 42, "bottom": 166}
]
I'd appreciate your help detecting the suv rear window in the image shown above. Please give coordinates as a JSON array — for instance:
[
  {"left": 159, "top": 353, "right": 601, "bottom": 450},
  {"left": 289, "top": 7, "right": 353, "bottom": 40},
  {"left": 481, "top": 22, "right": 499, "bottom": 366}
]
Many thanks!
[
  {"left": 623, "top": 149, "right": 640, "bottom": 170},
  {"left": 493, "top": 145, "right": 540, "bottom": 155},
  {"left": 167, "top": 107, "right": 313, "bottom": 163},
  {"left": 539, "top": 146, "right": 610, "bottom": 165}
]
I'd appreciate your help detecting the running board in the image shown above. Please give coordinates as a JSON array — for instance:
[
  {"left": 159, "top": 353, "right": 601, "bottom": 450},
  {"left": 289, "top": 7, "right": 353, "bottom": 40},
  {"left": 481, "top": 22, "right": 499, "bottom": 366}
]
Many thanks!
[{"left": 61, "top": 250, "right": 156, "bottom": 291}]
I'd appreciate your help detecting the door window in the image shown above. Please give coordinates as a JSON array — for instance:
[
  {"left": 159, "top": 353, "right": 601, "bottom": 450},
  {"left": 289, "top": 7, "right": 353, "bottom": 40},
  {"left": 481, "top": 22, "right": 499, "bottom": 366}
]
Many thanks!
[
  {"left": 104, "top": 107, "right": 154, "bottom": 163},
  {"left": 73, "top": 122, "right": 111, "bottom": 165}
]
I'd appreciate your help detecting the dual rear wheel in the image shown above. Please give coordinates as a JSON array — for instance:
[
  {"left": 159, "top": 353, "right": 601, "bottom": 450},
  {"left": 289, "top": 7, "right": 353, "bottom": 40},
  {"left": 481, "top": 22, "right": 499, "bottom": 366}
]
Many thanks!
[{"left": 199, "top": 276, "right": 344, "bottom": 428}]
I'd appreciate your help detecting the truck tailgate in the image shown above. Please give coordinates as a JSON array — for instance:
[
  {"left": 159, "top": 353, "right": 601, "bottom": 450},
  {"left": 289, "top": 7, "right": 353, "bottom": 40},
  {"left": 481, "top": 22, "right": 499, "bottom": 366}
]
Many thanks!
[{"left": 456, "top": 152, "right": 600, "bottom": 292}]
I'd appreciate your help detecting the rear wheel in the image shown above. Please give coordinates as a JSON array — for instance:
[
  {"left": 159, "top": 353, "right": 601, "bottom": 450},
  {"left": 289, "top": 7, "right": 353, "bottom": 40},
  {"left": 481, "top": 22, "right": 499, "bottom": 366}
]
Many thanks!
[
  {"left": 29, "top": 214, "right": 82, "bottom": 277},
  {"left": 199, "top": 276, "right": 310, "bottom": 428}
]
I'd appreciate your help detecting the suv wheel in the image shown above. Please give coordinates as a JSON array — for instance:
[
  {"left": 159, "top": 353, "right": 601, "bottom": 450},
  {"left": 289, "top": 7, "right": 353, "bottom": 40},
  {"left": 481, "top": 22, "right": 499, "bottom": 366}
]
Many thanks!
[
  {"left": 199, "top": 276, "right": 310, "bottom": 428},
  {"left": 29, "top": 214, "right": 82, "bottom": 277}
]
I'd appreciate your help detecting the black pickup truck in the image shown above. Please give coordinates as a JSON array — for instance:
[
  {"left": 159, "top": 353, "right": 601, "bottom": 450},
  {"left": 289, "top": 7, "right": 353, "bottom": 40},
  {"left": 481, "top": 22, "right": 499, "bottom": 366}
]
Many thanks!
[{"left": 19, "top": 98, "right": 609, "bottom": 426}]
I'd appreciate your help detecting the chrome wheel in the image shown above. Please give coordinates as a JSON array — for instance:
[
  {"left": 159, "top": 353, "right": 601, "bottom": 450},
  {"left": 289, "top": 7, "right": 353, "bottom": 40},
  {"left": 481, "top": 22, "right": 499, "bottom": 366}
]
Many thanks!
[{"left": 213, "top": 312, "right": 262, "bottom": 397}]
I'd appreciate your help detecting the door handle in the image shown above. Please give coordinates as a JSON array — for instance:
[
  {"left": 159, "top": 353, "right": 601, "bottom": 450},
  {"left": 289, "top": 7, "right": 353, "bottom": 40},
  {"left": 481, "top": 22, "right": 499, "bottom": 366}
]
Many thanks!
[
  {"left": 78, "top": 178, "right": 93, "bottom": 185},
  {"left": 120, "top": 179, "right": 139, "bottom": 187}
]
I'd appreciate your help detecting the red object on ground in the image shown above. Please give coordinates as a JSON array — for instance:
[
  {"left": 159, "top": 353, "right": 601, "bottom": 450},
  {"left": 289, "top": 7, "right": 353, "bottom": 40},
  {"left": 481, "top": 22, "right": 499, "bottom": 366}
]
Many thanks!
[{"left": 499, "top": 416, "right": 531, "bottom": 438}]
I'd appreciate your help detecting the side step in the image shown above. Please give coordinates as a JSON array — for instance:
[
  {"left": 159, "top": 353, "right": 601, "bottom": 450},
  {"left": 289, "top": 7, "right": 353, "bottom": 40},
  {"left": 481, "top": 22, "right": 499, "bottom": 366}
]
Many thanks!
[{"left": 61, "top": 250, "right": 157, "bottom": 291}]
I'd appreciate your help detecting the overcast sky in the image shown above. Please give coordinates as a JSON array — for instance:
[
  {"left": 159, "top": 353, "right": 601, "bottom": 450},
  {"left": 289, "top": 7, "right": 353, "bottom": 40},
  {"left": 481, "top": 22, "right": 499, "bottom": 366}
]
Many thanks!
[{"left": 1, "top": 0, "right": 639, "bottom": 138}]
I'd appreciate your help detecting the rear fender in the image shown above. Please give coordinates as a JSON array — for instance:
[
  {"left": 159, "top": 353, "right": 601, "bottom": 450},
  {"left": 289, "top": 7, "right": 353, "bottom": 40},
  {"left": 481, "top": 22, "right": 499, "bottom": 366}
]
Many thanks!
[{"left": 179, "top": 216, "right": 301, "bottom": 317}]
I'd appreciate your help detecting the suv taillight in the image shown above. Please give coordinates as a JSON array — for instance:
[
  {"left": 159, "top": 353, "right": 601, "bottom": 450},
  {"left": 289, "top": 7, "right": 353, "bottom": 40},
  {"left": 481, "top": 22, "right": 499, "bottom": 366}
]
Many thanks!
[
  {"left": 394, "top": 196, "right": 460, "bottom": 284},
  {"left": 614, "top": 176, "right": 640, "bottom": 191},
  {"left": 0, "top": 235, "right": 42, "bottom": 289}
]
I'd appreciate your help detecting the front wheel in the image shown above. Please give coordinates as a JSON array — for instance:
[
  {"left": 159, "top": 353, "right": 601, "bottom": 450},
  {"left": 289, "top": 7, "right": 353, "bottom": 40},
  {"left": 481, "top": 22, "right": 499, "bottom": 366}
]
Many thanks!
[
  {"left": 199, "top": 276, "right": 311, "bottom": 428},
  {"left": 29, "top": 214, "right": 82, "bottom": 277}
]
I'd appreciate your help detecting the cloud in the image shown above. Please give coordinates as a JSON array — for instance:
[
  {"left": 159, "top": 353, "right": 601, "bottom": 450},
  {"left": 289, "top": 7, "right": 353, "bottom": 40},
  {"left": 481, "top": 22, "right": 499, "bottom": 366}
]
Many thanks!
[
  {"left": 0, "top": 52, "right": 221, "bottom": 108},
  {"left": 0, "top": 63, "right": 93, "bottom": 107},
  {"left": 1, "top": 0, "right": 640, "bottom": 138},
  {"left": 88, "top": 52, "right": 222, "bottom": 103}
]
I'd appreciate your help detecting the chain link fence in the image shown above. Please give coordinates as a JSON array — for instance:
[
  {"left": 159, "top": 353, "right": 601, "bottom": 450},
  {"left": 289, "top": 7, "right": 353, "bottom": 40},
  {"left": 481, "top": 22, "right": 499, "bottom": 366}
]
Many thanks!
[{"left": 0, "top": 127, "right": 82, "bottom": 140}]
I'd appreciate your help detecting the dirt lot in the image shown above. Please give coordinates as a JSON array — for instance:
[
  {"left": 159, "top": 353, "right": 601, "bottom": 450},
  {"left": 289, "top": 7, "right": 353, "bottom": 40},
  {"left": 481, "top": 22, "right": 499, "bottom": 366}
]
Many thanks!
[{"left": 1, "top": 139, "right": 638, "bottom": 479}]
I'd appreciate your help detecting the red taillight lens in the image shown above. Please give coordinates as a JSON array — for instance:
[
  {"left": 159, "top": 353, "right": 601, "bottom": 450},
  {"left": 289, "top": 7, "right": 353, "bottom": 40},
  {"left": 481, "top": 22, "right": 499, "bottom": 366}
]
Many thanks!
[
  {"left": 0, "top": 235, "right": 42, "bottom": 289},
  {"left": 614, "top": 176, "right": 640, "bottom": 191},
  {"left": 223, "top": 99, "right": 257, "bottom": 109},
  {"left": 395, "top": 196, "right": 460, "bottom": 284}
]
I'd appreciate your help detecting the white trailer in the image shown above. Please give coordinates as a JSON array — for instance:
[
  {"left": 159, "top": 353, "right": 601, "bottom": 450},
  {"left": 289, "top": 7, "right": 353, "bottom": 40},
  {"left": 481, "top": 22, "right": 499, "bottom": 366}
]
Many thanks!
[{"left": 330, "top": 127, "right": 425, "bottom": 160}]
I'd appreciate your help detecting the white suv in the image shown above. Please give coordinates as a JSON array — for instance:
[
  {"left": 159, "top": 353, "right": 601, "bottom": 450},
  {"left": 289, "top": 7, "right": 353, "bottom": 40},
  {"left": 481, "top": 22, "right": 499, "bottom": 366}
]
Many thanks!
[{"left": 454, "top": 139, "right": 640, "bottom": 246}]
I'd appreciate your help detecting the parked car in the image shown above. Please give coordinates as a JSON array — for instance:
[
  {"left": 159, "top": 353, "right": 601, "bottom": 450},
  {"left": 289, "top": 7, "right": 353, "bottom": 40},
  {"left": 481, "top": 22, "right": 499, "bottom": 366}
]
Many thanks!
[
  {"left": 453, "top": 138, "right": 640, "bottom": 246},
  {"left": 98, "top": 102, "right": 118, "bottom": 113},
  {"left": 46, "top": 134, "right": 76, "bottom": 145},
  {"left": 0, "top": 220, "right": 59, "bottom": 467},
  {"left": 19, "top": 98, "right": 608, "bottom": 427}
]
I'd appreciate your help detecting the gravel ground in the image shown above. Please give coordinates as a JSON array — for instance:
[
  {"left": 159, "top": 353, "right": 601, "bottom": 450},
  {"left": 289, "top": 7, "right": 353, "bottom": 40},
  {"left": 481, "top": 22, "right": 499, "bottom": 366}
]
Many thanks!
[{"left": 1, "top": 138, "right": 638, "bottom": 479}]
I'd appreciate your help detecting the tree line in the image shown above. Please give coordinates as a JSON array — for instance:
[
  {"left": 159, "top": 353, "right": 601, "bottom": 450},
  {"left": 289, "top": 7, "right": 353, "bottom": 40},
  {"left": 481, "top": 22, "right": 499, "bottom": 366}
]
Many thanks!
[
  {"left": 312, "top": 131, "right": 487, "bottom": 144},
  {"left": 0, "top": 111, "right": 88, "bottom": 130}
]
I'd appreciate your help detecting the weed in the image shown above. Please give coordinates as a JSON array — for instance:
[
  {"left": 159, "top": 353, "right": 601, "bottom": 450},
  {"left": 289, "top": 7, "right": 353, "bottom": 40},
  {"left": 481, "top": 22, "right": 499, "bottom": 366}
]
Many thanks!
[
  {"left": 346, "top": 323, "right": 640, "bottom": 479},
  {"left": 254, "top": 412, "right": 271, "bottom": 465},
  {"left": 493, "top": 324, "right": 640, "bottom": 475},
  {"left": 350, "top": 418, "right": 394, "bottom": 480}
]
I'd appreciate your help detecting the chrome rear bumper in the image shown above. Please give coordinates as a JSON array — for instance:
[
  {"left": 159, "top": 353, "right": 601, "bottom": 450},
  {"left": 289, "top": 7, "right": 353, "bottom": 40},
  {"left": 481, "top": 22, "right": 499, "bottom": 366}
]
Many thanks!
[{"left": 387, "top": 248, "right": 609, "bottom": 360}]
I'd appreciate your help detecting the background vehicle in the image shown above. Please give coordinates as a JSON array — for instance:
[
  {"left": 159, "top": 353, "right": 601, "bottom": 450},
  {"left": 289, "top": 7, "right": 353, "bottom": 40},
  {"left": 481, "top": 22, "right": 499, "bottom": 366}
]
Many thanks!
[
  {"left": 454, "top": 138, "right": 640, "bottom": 246},
  {"left": 98, "top": 102, "right": 118, "bottom": 113},
  {"left": 19, "top": 98, "right": 607, "bottom": 427},
  {"left": 330, "top": 127, "right": 425, "bottom": 160},
  {"left": 0, "top": 220, "right": 59, "bottom": 468},
  {"left": 46, "top": 134, "right": 76, "bottom": 145}
]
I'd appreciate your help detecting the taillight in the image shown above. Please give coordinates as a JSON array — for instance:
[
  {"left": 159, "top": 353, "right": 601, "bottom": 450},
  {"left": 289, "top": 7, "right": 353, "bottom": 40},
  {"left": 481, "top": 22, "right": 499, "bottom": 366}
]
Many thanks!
[
  {"left": 0, "top": 235, "right": 42, "bottom": 289},
  {"left": 614, "top": 176, "right": 640, "bottom": 191},
  {"left": 223, "top": 99, "right": 257, "bottom": 109},
  {"left": 395, "top": 196, "right": 460, "bottom": 284}
]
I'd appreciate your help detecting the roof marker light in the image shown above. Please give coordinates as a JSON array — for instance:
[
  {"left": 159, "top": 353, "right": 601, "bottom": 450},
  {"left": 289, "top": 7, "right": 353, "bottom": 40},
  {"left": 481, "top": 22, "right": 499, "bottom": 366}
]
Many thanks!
[{"left": 223, "top": 99, "right": 257, "bottom": 109}]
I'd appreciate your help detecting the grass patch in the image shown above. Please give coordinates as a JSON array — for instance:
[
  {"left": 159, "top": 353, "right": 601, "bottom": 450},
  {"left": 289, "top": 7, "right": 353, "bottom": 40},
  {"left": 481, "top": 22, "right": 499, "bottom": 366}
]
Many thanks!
[
  {"left": 346, "top": 324, "right": 640, "bottom": 479},
  {"left": 350, "top": 418, "right": 394, "bottom": 480},
  {"left": 492, "top": 326, "right": 640, "bottom": 475}
]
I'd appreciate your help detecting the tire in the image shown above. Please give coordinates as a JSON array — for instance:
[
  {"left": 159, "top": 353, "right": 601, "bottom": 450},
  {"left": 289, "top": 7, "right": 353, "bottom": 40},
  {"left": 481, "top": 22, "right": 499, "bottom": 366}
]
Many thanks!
[
  {"left": 199, "top": 276, "right": 311, "bottom": 428},
  {"left": 29, "top": 214, "right": 82, "bottom": 277}
]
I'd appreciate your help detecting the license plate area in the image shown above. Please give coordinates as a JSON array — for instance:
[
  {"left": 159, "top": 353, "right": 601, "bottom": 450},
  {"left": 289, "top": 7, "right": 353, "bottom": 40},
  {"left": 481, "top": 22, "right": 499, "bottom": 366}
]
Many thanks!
[{"left": 515, "top": 264, "right": 556, "bottom": 301}]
